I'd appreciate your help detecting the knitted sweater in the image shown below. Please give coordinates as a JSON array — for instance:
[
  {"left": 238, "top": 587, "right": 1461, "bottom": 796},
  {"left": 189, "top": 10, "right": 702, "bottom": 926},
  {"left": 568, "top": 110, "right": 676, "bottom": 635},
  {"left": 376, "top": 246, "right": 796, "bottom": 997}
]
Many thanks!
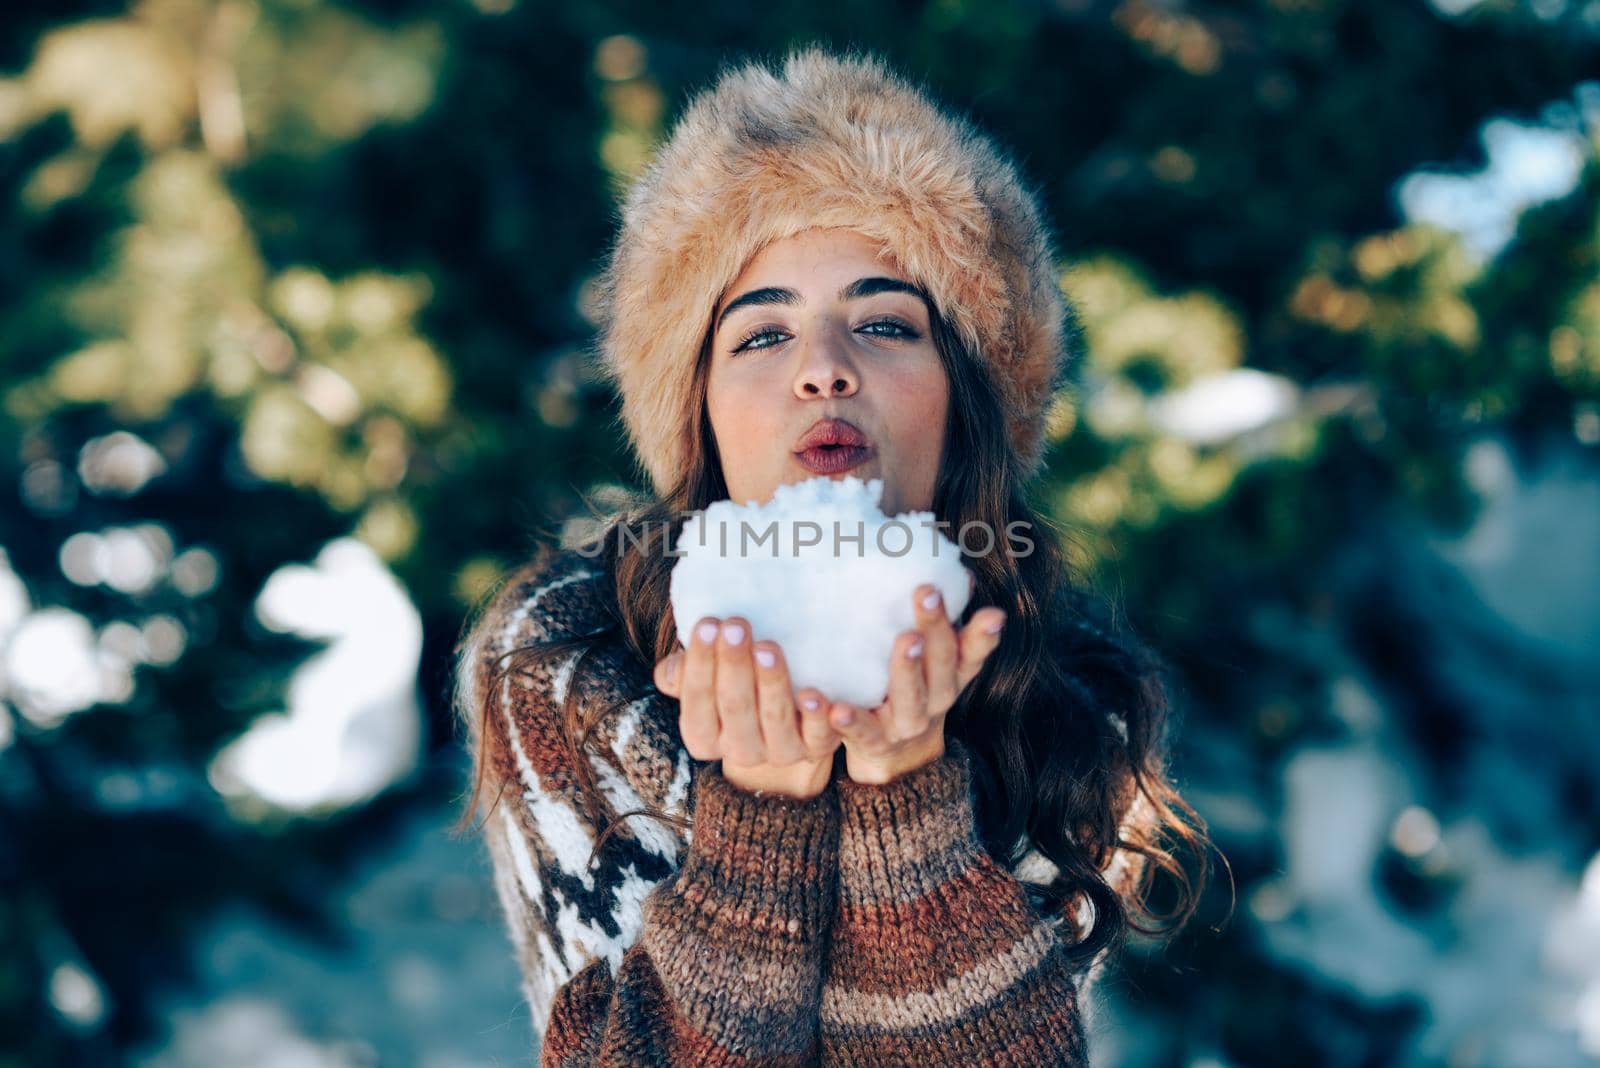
[{"left": 459, "top": 541, "right": 1151, "bottom": 1066}]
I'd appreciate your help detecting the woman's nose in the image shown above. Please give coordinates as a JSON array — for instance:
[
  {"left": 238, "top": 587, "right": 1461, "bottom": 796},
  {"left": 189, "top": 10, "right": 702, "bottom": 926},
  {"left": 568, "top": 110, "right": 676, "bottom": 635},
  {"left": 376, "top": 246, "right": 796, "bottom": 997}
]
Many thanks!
[{"left": 792, "top": 334, "right": 859, "bottom": 398}]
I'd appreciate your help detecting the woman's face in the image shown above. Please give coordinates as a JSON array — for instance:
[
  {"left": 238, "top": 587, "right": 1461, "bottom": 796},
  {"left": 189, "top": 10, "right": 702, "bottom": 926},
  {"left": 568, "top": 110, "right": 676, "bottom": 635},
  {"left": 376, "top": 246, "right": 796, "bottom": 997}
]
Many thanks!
[{"left": 706, "top": 227, "right": 949, "bottom": 514}]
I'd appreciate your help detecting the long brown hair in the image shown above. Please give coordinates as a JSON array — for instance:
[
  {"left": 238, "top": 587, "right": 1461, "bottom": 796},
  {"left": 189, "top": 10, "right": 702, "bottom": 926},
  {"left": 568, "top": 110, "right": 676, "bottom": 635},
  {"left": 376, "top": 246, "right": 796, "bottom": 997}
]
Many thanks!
[{"left": 453, "top": 301, "right": 1228, "bottom": 973}]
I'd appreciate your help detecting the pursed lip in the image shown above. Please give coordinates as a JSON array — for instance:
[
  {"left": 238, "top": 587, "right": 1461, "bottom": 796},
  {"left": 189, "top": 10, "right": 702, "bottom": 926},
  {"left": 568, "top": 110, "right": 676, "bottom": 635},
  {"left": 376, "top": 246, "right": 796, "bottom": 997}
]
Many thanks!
[
  {"left": 793, "top": 442, "right": 872, "bottom": 475},
  {"left": 792, "top": 417, "right": 872, "bottom": 452}
]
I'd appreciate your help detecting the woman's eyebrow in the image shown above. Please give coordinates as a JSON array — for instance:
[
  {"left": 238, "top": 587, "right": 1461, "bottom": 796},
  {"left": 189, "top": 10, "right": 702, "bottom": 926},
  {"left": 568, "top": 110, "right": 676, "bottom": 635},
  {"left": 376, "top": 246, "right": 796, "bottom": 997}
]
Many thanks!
[{"left": 715, "top": 276, "right": 929, "bottom": 330}]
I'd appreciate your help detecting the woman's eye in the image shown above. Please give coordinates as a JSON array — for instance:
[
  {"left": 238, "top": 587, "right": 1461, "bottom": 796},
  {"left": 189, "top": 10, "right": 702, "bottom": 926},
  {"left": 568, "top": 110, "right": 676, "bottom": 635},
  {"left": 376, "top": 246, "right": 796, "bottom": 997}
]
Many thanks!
[
  {"left": 731, "top": 328, "right": 788, "bottom": 354},
  {"left": 859, "top": 318, "right": 918, "bottom": 339},
  {"left": 730, "top": 318, "right": 919, "bottom": 355}
]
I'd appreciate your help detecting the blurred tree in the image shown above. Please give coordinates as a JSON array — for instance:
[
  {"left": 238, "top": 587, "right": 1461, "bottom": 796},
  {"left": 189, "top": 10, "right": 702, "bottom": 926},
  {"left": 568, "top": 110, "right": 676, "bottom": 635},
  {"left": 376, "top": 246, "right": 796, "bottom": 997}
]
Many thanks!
[{"left": 0, "top": 0, "right": 1597, "bottom": 1063}]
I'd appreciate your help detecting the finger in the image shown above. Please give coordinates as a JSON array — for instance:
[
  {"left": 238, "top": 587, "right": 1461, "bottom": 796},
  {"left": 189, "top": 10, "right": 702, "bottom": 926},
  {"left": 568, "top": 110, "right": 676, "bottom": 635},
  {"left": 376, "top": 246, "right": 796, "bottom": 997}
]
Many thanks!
[
  {"left": 795, "top": 687, "right": 838, "bottom": 761},
  {"left": 885, "top": 629, "right": 930, "bottom": 744},
  {"left": 829, "top": 699, "right": 885, "bottom": 754},
  {"left": 753, "top": 641, "right": 807, "bottom": 765},
  {"left": 955, "top": 608, "right": 1007, "bottom": 692},
  {"left": 715, "top": 617, "right": 764, "bottom": 767},
  {"left": 915, "top": 585, "right": 960, "bottom": 715},
  {"left": 653, "top": 648, "right": 684, "bottom": 698},
  {"left": 680, "top": 618, "right": 721, "bottom": 761}
]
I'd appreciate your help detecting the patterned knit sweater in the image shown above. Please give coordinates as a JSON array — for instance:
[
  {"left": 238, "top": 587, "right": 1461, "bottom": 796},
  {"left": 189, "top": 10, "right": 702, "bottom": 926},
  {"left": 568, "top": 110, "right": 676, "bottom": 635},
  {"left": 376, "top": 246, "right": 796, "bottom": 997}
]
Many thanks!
[{"left": 458, "top": 539, "right": 1152, "bottom": 1066}]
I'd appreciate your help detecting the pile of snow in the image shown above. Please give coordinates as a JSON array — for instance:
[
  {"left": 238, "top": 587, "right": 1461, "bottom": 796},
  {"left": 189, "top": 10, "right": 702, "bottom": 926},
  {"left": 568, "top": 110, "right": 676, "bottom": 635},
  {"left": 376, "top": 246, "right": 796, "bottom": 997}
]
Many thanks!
[{"left": 668, "top": 476, "right": 971, "bottom": 707}]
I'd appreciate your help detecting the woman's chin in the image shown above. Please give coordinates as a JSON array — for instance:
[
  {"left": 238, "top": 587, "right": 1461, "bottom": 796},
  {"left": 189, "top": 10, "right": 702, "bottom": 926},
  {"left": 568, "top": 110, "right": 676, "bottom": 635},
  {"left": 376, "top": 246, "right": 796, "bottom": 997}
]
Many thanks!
[{"left": 731, "top": 462, "right": 889, "bottom": 506}]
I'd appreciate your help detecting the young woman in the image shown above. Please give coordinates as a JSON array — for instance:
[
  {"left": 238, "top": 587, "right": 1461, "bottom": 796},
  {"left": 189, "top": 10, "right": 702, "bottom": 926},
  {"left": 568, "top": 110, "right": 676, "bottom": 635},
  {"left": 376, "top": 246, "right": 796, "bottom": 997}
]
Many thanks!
[{"left": 454, "top": 45, "right": 1216, "bottom": 1066}]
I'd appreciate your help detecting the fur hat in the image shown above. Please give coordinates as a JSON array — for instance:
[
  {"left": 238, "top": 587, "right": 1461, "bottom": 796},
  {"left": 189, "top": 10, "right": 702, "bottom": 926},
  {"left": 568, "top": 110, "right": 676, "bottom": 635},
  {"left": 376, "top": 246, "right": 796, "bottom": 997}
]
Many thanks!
[{"left": 589, "top": 45, "right": 1079, "bottom": 495}]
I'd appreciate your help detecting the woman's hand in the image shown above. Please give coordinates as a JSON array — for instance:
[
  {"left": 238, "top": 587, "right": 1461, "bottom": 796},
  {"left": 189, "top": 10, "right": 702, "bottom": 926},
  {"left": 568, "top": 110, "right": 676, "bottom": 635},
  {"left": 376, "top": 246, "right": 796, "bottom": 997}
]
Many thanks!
[
  {"left": 828, "top": 584, "right": 1007, "bottom": 785},
  {"left": 653, "top": 616, "right": 841, "bottom": 799}
]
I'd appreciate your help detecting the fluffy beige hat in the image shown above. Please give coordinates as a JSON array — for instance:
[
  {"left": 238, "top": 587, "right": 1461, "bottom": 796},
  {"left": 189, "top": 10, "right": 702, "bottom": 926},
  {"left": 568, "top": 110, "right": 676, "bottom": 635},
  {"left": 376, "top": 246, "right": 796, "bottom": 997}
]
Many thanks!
[{"left": 589, "top": 44, "right": 1078, "bottom": 495}]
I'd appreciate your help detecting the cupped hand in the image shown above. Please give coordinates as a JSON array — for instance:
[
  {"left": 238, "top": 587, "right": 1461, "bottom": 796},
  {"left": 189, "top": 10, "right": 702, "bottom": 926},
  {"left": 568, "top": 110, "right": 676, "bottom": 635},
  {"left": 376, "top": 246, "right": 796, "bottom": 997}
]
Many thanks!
[
  {"left": 827, "top": 582, "right": 1006, "bottom": 785},
  {"left": 653, "top": 617, "right": 841, "bottom": 799}
]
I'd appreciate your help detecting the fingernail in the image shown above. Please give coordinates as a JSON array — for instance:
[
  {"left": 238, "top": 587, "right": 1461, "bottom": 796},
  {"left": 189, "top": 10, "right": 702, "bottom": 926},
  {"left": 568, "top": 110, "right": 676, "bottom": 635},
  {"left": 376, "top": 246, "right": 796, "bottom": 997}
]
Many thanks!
[
  {"left": 697, "top": 621, "right": 719, "bottom": 643},
  {"left": 755, "top": 647, "right": 775, "bottom": 668},
  {"left": 724, "top": 622, "right": 745, "bottom": 645},
  {"left": 907, "top": 638, "right": 924, "bottom": 659},
  {"left": 921, "top": 589, "right": 941, "bottom": 611},
  {"left": 801, "top": 696, "right": 820, "bottom": 712},
  {"left": 984, "top": 613, "right": 1006, "bottom": 635},
  {"left": 835, "top": 708, "right": 854, "bottom": 726}
]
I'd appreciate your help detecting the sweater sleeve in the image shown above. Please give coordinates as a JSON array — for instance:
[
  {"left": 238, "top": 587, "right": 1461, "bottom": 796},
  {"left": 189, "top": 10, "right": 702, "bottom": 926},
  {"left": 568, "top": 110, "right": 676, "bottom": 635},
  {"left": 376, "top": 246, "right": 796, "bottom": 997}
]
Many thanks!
[
  {"left": 463, "top": 548, "right": 840, "bottom": 1065},
  {"left": 539, "top": 764, "right": 840, "bottom": 1067},
  {"left": 818, "top": 738, "right": 1090, "bottom": 1066}
]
